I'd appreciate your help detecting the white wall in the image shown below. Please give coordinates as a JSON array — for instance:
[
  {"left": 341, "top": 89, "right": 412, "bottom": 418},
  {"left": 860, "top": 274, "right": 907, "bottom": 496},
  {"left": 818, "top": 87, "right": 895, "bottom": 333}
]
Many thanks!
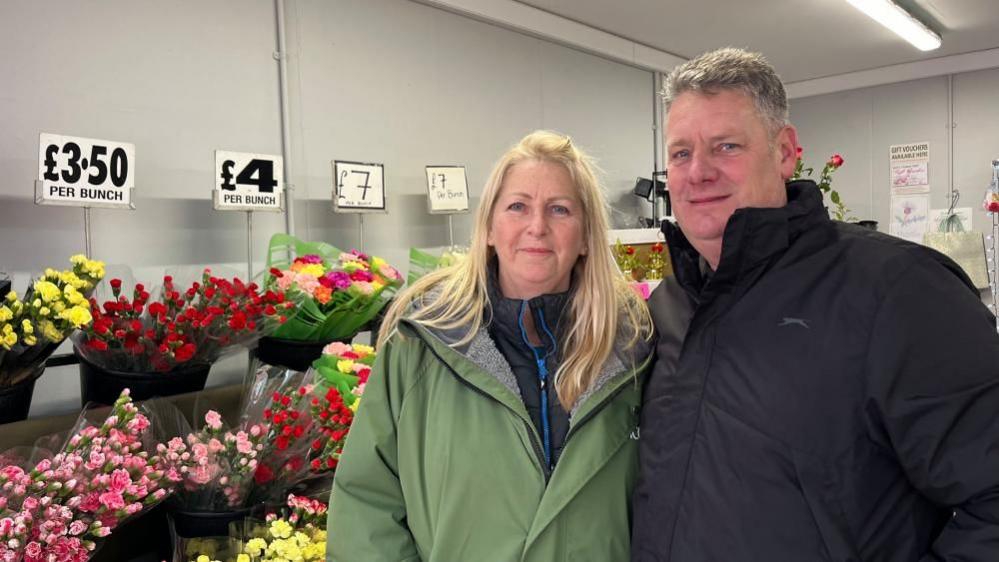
[
  {"left": 0, "top": 0, "right": 654, "bottom": 417},
  {"left": 790, "top": 71, "right": 999, "bottom": 235}
]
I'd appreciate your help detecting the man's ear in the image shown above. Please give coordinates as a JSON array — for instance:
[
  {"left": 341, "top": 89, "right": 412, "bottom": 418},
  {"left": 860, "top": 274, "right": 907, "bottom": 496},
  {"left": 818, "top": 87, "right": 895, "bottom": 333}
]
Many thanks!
[{"left": 776, "top": 125, "right": 799, "bottom": 181}]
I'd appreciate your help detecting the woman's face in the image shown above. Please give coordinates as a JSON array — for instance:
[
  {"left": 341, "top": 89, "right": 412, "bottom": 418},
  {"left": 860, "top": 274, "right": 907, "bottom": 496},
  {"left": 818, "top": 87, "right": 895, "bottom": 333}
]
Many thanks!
[{"left": 488, "top": 160, "right": 586, "bottom": 299}]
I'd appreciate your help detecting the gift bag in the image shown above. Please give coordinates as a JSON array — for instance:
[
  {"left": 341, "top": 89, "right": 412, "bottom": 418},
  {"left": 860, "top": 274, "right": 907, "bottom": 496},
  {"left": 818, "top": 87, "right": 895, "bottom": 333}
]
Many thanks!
[{"left": 923, "top": 211, "right": 989, "bottom": 289}]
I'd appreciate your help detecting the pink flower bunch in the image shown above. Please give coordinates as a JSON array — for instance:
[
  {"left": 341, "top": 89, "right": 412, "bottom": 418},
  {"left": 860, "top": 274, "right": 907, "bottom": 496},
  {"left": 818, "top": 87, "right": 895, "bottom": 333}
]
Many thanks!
[
  {"left": 0, "top": 390, "right": 179, "bottom": 562},
  {"left": 157, "top": 411, "right": 269, "bottom": 510},
  {"left": 265, "top": 494, "right": 328, "bottom": 528}
]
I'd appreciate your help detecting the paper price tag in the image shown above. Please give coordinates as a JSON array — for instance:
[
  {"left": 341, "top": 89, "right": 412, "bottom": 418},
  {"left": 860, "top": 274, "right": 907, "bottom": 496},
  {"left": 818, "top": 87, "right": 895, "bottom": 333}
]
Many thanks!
[
  {"left": 213, "top": 150, "right": 284, "bottom": 212},
  {"left": 333, "top": 161, "right": 386, "bottom": 213},
  {"left": 35, "top": 133, "right": 135, "bottom": 208},
  {"left": 426, "top": 166, "right": 469, "bottom": 214}
]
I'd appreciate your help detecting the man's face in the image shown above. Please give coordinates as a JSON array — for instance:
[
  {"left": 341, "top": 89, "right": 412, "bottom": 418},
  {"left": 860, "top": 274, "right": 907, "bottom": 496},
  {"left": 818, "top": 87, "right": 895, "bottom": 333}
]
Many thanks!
[{"left": 665, "top": 89, "right": 797, "bottom": 256}]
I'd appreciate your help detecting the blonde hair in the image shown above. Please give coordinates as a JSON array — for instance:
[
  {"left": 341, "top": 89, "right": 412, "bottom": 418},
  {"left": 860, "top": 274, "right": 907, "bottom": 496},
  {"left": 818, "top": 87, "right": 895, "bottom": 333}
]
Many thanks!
[{"left": 379, "top": 130, "right": 652, "bottom": 409}]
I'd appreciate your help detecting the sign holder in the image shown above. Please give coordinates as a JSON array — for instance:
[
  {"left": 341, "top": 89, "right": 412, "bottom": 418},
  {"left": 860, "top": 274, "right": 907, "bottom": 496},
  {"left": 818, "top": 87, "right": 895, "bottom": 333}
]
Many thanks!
[
  {"left": 246, "top": 211, "right": 254, "bottom": 280},
  {"left": 35, "top": 133, "right": 137, "bottom": 258},
  {"left": 84, "top": 208, "right": 93, "bottom": 258}
]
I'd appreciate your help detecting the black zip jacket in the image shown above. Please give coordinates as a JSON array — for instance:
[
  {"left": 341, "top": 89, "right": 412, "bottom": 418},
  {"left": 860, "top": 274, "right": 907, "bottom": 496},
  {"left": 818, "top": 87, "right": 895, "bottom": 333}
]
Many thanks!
[
  {"left": 632, "top": 180, "right": 999, "bottom": 561},
  {"left": 487, "top": 262, "right": 572, "bottom": 469}
]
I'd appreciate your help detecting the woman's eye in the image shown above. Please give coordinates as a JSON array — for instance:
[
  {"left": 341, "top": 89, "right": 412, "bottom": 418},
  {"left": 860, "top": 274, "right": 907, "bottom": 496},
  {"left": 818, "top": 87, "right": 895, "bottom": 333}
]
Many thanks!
[
  {"left": 508, "top": 201, "right": 526, "bottom": 212},
  {"left": 550, "top": 205, "right": 570, "bottom": 216}
]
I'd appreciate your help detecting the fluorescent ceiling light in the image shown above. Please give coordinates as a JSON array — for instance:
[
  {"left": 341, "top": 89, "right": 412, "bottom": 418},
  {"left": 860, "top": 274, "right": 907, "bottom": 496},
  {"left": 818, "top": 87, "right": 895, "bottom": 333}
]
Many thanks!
[{"left": 844, "top": 0, "right": 941, "bottom": 51}]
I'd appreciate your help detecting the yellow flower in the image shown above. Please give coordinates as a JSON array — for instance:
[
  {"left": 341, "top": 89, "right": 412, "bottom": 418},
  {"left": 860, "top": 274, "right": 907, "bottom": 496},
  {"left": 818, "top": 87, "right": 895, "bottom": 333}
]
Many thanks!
[
  {"left": 336, "top": 359, "right": 355, "bottom": 374},
  {"left": 353, "top": 343, "right": 374, "bottom": 355},
  {"left": 60, "top": 305, "right": 92, "bottom": 329},
  {"left": 51, "top": 301, "right": 66, "bottom": 314},
  {"left": 34, "top": 280, "right": 62, "bottom": 303},
  {"left": 349, "top": 396, "right": 361, "bottom": 413},
  {"left": 0, "top": 306, "right": 12, "bottom": 323},
  {"left": 236, "top": 555, "right": 250, "bottom": 562},
  {"left": 270, "top": 518, "right": 293, "bottom": 539},
  {"left": 21, "top": 319, "right": 33, "bottom": 334},
  {"left": 60, "top": 271, "right": 87, "bottom": 290},
  {"left": 38, "top": 306, "right": 50, "bottom": 317},
  {"left": 4, "top": 290, "right": 17, "bottom": 303},
  {"left": 63, "top": 285, "right": 85, "bottom": 305},
  {"left": 245, "top": 538, "right": 267, "bottom": 556},
  {"left": 39, "top": 320, "right": 62, "bottom": 342},
  {"left": 2, "top": 331, "right": 17, "bottom": 349},
  {"left": 23, "top": 334, "right": 37, "bottom": 346}
]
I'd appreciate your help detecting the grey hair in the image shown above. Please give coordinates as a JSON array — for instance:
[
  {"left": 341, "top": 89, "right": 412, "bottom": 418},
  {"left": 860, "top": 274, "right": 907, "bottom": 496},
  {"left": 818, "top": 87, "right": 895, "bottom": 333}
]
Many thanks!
[{"left": 662, "top": 47, "right": 789, "bottom": 136}]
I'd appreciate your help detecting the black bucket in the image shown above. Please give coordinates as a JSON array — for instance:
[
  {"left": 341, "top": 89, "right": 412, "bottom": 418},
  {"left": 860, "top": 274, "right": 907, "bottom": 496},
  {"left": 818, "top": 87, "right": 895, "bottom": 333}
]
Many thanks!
[
  {"left": 0, "top": 368, "right": 43, "bottom": 424},
  {"left": 254, "top": 336, "right": 349, "bottom": 372},
  {"left": 167, "top": 504, "right": 256, "bottom": 539},
  {"left": 76, "top": 351, "right": 211, "bottom": 406}
]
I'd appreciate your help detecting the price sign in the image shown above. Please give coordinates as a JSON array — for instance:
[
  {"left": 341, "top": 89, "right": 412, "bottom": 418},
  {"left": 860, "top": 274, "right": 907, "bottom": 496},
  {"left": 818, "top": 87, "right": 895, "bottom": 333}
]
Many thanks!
[
  {"left": 213, "top": 150, "right": 284, "bottom": 211},
  {"left": 35, "top": 133, "right": 135, "bottom": 208},
  {"left": 425, "top": 166, "right": 469, "bottom": 214},
  {"left": 333, "top": 160, "right": 386, "bottom": 213}
]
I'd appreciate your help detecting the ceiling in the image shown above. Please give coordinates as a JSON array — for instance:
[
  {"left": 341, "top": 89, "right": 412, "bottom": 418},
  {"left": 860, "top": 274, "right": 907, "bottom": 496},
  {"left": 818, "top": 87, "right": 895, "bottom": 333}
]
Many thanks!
[{"left": 513, "top": 0, "right": 999, "bottom": 83}]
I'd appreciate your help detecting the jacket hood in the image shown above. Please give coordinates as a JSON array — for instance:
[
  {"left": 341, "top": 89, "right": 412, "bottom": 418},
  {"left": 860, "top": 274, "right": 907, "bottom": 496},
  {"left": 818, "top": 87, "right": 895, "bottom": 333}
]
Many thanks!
[{"left": 400, "top": 264, "right": 652, "bottom": 417}]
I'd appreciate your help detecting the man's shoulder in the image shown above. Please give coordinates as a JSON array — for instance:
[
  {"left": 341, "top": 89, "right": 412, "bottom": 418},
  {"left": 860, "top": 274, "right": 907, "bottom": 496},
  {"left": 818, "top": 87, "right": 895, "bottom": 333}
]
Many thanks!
[{"left": 817, "top": 222, "right": 973, "bottom": 291}]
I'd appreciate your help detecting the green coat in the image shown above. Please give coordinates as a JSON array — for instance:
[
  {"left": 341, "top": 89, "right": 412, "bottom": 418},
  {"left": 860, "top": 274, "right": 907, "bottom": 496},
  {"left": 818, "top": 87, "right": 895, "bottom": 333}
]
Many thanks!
[{"left": 327, "top": 317, "right": 650, "bottom": 562}]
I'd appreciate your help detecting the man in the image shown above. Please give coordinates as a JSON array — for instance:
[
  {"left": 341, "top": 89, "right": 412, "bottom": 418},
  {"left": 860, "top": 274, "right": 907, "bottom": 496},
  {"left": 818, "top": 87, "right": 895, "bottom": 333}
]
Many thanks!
[{"left": 632, "top": 47, "right": 999, "bottom": 561}]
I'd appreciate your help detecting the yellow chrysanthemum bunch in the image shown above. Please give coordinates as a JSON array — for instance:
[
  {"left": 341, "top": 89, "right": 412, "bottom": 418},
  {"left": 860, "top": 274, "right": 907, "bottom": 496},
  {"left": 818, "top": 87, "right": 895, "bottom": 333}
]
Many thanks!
[{"left": 0, "top": 255, "right": 104, "bottom": 352}]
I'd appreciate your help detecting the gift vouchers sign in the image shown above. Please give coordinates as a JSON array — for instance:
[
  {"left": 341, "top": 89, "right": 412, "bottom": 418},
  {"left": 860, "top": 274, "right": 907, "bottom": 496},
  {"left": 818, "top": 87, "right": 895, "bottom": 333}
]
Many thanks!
[
  {"left": 333, "top": 160, "right": 386, "bottom": 213},
  {"left": 36, "top": 133, "right": 135, "bottom": 208},
  {"left": 213, "top": 150, "right": 284, "bottom": 211}
]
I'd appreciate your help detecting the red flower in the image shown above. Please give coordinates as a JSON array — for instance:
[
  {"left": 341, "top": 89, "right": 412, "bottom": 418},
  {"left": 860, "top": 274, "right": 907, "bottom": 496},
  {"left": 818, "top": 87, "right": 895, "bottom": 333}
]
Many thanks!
[
  {"left": 276, "top": 436, "right": 289, "bottom": 451},
  {"left": 87, "top": 339, "right": 109, "bottom": 351},
  {"left": 796, "top": 146, "right": 803, "bottom": 157},
  {"left": 175, "top": 343, "right": 197, "bottom": 362},
  {"left": 254, "top": 463, "right": 274, "bottom": 484},
  {"left": 109, "top": 279, "right": 122, "bottom": 290},
  {"left": 828, "top": 154, "right": 844, "bottom": 168}
]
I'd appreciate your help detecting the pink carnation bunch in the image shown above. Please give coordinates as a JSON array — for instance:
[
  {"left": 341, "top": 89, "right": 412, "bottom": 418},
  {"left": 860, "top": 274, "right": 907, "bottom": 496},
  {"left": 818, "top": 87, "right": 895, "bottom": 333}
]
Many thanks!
[
  {"left": 158, "top": 411, "right": 269, "bottom": 511},
  {"left": 0, "top": 390, "right": 179, "bottom": 562}
]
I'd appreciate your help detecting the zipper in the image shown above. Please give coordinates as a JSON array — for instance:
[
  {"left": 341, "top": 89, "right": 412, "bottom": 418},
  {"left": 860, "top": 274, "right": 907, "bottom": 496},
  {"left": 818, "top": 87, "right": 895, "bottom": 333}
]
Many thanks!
[{"left": 519, "top": 301, "right": 552, "bottom": 471}]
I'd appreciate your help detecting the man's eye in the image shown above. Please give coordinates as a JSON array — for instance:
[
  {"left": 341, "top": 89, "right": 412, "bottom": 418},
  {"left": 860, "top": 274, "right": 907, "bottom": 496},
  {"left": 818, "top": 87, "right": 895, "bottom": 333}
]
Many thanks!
[
  {"left": 671, "top": 150, "right": 689, "bottom": 160},
  {"left": 719, "top": 143, "right": 739, "bottom": 152}
]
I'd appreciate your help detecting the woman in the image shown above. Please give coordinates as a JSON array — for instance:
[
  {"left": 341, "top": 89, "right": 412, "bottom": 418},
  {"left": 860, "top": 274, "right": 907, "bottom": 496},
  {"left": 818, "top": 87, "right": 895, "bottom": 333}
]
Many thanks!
[{"left": 328, "top": 130, "right": 653, "bottom": 561}]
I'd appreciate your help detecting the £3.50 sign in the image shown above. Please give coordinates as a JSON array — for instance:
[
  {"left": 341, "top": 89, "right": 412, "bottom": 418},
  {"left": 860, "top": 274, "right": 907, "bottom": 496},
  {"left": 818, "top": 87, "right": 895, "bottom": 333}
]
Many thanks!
[
  {"left": 36, "top": 133, "right": 135, "bottom": 208},
  {"left": 213, "top": 150, "right": 284, "bottom": 211}
]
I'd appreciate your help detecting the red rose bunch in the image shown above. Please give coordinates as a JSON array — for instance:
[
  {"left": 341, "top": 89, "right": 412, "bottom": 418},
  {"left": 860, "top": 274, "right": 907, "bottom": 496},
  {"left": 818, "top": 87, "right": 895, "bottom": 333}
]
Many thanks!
[{"left": 74, "top": 269, "right": 295, "bottom": 372}]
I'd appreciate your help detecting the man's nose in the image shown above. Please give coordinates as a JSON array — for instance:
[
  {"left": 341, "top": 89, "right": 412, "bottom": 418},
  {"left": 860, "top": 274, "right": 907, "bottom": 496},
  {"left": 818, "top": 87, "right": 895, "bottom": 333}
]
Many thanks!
[{"left": 688, "top": 151, "right": 718, "bottom": 184}]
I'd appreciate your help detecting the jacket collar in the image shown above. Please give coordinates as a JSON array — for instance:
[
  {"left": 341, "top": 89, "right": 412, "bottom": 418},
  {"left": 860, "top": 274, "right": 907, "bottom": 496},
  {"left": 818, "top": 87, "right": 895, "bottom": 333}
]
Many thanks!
[
  {"left": 486, "top": 258, "right": 572, "bottom": 352},
  {"left": 663, "top": 179, "right": 829, "bottom": 294}
]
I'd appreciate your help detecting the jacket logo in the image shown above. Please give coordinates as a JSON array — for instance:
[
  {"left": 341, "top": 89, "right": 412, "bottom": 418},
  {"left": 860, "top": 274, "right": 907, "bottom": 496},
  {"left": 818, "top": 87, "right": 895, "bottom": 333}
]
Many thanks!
[
  {"left": 630, "top": 426, "right": 640, "bottom": 440},
  {"left": 778, "top": 317, "right": 809, "bottom": 329}
]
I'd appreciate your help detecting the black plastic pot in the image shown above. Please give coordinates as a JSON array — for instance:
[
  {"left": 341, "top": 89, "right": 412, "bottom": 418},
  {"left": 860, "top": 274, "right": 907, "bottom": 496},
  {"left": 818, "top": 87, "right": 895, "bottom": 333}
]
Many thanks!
[
  {"left": 254, "top": 336, "right": 350, "bottom": 372},
  {"left": 76, "top": 351, "right": 211, "bottom": 406},
  {"left": 0, "top": 368, "right": 43, "bottom": 424},
  {"left": 167, "top": 504, "right": 256, "bottom": 539},
  {"left": 854, "top": 220, "right": 879, "bottom": 231}
]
